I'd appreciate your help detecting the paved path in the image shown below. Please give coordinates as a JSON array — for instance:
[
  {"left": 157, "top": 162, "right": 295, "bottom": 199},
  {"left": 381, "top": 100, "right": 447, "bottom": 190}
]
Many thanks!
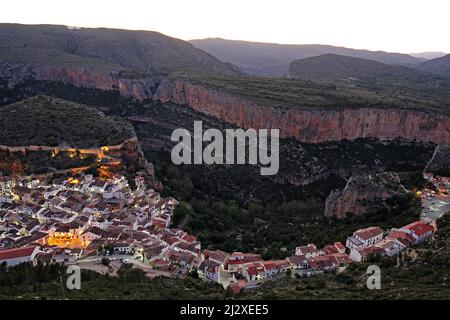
[{"left": 421, "top": 174, "right": 450, "bottom": 222}]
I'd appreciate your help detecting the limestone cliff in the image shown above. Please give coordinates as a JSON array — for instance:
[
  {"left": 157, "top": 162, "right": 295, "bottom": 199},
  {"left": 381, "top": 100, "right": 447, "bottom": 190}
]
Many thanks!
[
  {"left": 154, "top": 79, "right": 450, "bottom": 145},
  {"left": 0, "top": 138, "right": 148, "bottom": 174},
  {"left": 0, "top": 62, "right": 159, "bottom": 101},
  {"left": 425, "top": 145, "right": 450, "bottom": 176},
  {"left": 2, "top": 63, "right": 450, "bottom": 145},
  {"left": 324, "top": 172, "right": 405, "bottom": 218}
]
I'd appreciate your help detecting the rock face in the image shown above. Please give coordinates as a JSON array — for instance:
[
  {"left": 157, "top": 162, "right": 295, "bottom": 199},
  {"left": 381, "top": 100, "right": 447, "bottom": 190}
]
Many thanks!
[
  {"left": 0, "top": 62, "right": 160, "bottom": 101},
  {"left": 2, "top": 64, "right": 450, "bottom": 145},
  {"left": 324, "top": 172, "right": 405, "bottom": 218},
  {"left": 154, "top": 79, "right": 450, "bottom": 145},
  {"left": 425, "top": 145, "right": 450, "bottom": 175}
]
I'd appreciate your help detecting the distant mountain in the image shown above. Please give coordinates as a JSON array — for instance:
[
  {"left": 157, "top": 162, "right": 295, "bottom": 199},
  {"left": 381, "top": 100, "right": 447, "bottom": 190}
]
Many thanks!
[
  {"left": 410, "top": 52, "right": 447, "bottom": 60},
  {"left": 417, "top": 54, "right": 450, "bottom": 78},
  {"left": 0, "top": 23, "right": 241, "bottom": 75},
  {"left": 288, "top": 54, "right": 438, "bottom": 84},
  {"left": 189, "top": 38, "right": 423, "bottom": 76}
]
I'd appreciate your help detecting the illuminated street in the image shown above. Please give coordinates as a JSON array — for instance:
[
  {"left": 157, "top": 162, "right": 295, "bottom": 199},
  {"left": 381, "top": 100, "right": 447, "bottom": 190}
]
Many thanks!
[{"left": 421, "top": 174, "right": 450, "bottom": 221}]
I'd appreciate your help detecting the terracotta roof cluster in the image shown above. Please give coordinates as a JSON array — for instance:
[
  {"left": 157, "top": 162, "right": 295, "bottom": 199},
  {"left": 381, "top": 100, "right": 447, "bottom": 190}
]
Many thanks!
[
  {"left": 354, "top": 227, "right": 383, "bottom": 241},
  {"left": 203, "top": 249, "right": 230, "bottom": 264},
  {"left": 387, "top": 230, "right": 415, "bottom": 247},
  {"left": 403, "top": 221, "right": 435, "bottom": 237},
  {"left": 356, "top": 246, "right": 385, "bottom": 258},
  {"left": 295, "top": 244, "right": 318, "bottom": 254}
]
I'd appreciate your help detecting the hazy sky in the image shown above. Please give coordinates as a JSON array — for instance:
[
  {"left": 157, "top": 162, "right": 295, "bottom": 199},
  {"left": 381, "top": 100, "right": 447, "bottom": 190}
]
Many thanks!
[{"left": 1, "top": 0, "right": 449, "bottom": 53}]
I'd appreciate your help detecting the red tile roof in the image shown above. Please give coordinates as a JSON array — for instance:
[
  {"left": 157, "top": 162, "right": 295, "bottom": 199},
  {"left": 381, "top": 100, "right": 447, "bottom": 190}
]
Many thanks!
[
  {"left": 330, "top": 253, "right": 352, "bottom": 265},
  {"left": 295, "top": 244, "right": 318, "bottom": 254},
  {"left": 403, "top": 221, "right": 435, "bottom": 237},
  {"left": 354, "top": 227, "right": 383, "bottom": 241},
  {"left": 387, "top": 230, "right": 415, "bottom": 246},
  {"left": 229, "top": 280, "right": 248, "bottom": 293},
  {"left": 204, "top": 249, "right": 230, "bottom": 263},
  {"left": 334, "top": 242, "right": 346, "bottom": 251},
  {"left": 262, "top": 261, "right": 276, "bottom": 270},
  {"left": 0, "top": 246, "right": 38, "bottom": 261},
  {"left": 358, "top": 246, "right": 385, "bottom": 258},
  {"left": 181, "top": 234, "right": 197, "bottom": 243},
  {"left": 323, "top": 245, "right": 339, "bottom": 255}
]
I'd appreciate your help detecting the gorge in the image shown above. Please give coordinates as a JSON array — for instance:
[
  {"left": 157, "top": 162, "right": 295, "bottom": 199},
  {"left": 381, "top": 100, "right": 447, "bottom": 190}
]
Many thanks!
[{"left": 1, "top": 62, "right": 450, "bottom": 146}]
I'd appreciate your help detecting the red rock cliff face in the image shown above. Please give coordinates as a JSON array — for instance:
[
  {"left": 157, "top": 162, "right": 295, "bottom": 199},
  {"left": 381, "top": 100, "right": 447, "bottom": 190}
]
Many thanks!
[
  {"left": 324, "top": 172, "right": 404, "bottom": 218},
  {"left": 0, "top": 63, "right": 158, "bottom": 101},
  {"left": 2, "top": 63, "right": 450, "bottom": 145},
  {"left": 154, "top": 80, "right": 450, "bottom": 145}
]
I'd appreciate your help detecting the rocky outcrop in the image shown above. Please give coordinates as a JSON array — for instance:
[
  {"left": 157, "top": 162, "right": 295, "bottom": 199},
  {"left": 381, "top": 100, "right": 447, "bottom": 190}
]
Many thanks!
[
  {"left": 0, "top": 62, "right": 159, "bottom": 101},
  {"left": 2, "top": 64, "right": 450, "bottom": 145},
  {"left": 425, "top": 145, "right": 450, "bottom": 175},
  {"left": 154, "top": 79, "right": 450, "bottom": 145},
  {"left": 324, "top": 172, "right": 405, "bottom": 218},
  {"left": 0, "top": 137, "right": 158, "bottom": 187}
]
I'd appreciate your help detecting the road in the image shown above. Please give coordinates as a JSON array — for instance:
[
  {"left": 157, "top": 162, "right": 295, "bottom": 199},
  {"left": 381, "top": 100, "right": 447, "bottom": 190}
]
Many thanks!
[{"left": 420, "top": 174, "right": 450, "bottom": 222}]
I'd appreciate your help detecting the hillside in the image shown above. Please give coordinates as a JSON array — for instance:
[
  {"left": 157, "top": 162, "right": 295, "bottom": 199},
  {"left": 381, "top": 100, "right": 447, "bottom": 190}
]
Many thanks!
[
  {"left": 241, "top": 214, "right": 450, "bottom": 299},
  {"left": 0, "top": 23, "right": 240, "bottom": 76},
  {"left": 189, "top": 38, "right": 422, "bottom": 76},
  {"left": 0, "top": 95, "right": 135, "bottom": 148},
  {"left": 417, "top": 54, "right": 450, "bottom": 78},
  {"left": 287, "top": 54, "right": 434, "bottom": 84},
  {"left": 171, "top": 72, "right": 450, "bottom": 113}
]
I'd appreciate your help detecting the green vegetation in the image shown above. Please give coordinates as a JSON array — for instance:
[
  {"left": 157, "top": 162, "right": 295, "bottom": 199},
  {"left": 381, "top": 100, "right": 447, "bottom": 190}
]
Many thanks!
[
  {"left": 1, "top": 214, "right": 448, "bottom": 300},
  {"left": 143, "top": 122, "right": 430, "bottom": 259},
  {"left": 417, "top": 54, "right": 450, "bottom": 78},
  {"left": 288, "top": 54, "right": 439, "bottom": 84},
  {"left": 0, "top": 263, "right": 225, "bottom": 300},
  {"left": 189, "top": 38, "right": 422, "bottom": 76},
  {"left": 172, "top": 72, "right": 450, "bottom": 113},
  {"left": 0, "top": 23, "right": 240, "bottom": 75},
  {"left": 0, "top": 95, "right": 135, "bottom": 147},
  {"left": 177, "top": 193, "right": 421, "bottom": 260},
  {"left": 241, "top": 214, "right": 450, "bottom": 299}
]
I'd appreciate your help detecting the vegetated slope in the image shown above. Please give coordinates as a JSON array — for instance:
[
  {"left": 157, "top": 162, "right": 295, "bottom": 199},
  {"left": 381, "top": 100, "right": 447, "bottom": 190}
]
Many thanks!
[
  {"left": 189, "top": 38, "right": 422, "bottom": 76},
  {"left": 0, "top": 23, "right": 241, "bottom": 75},
  {"left": 173, "top": 72, "right": 450, "bottom": 113},
  {"left": 241, "top": 214, "right": 450, "bottom": 299},
  {"left": 0, "top": 95, "right": 135, "bottom": 147},
  {"left": 417, "top": 54, "right": 450, "bottom": 78},
  {"left": 0, "top": 212, "right": 447, "bottom": 300},
  {"left": 287, "top": 54, "right": 436, "bottom": 84}
]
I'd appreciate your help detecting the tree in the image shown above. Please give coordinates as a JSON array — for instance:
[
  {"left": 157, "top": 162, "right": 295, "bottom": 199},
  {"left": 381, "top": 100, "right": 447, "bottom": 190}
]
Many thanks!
[
  {"left": 188, "top": 268, "right": 199, "bottom": 279},
  {"left": 172, "top": 201, "right": 192, "bottom": 227},
  {"left": 285, "top": 269, "right": 292, "bottom": 279},
  {"left": 101, "top": 257, "right": 111, "bottom": 266}
]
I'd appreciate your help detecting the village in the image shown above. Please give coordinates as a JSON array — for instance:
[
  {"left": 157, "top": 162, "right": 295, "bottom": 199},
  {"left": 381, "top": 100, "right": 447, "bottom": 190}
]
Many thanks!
[{"left": 0, "top": 170, "right": 447, "bottom": 293}]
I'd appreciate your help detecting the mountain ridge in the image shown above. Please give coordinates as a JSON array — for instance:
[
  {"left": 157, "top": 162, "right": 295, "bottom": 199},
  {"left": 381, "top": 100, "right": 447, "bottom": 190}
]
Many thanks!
[
  {"left": 287, "top": 53, "right": 437, "bottom": 83},
  {"left": 0, "top": 23, "right": 241, "bottom": 76},
  {"left": 189, "top": 38, "right": 423, "bottom": 76},
  {"left": 417, "top": 54, "right": 450, "bottom": 78}
]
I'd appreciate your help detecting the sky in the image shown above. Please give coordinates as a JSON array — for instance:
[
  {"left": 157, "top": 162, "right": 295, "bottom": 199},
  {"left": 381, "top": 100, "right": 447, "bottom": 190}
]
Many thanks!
[{"left": 1, "top": 0, "right": 449, "bottom": 53}]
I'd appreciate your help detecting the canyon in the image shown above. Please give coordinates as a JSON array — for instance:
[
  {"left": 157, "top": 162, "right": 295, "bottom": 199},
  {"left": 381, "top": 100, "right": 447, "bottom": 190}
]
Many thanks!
[
  {"left": 1, "top": 62, "right": 449, "bottom": 146},
  {"left": 1, "top": 63, "right": 448, "bottom": 219}
]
